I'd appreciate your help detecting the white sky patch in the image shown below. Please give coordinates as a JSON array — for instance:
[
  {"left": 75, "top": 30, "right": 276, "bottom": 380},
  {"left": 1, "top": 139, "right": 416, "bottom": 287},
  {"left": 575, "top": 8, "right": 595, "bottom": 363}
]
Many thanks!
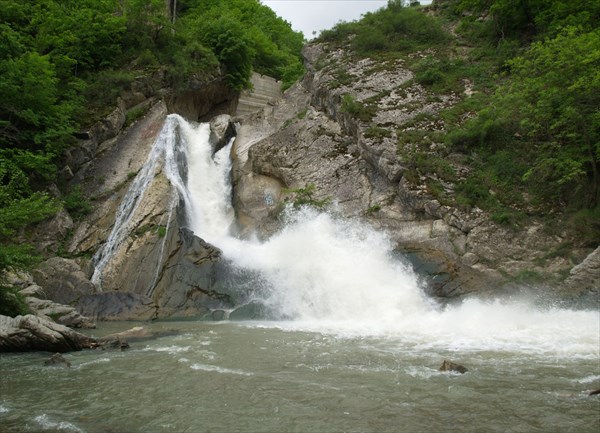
[{"left": 262, "top": 0, "right": 433, "bottom": 39}]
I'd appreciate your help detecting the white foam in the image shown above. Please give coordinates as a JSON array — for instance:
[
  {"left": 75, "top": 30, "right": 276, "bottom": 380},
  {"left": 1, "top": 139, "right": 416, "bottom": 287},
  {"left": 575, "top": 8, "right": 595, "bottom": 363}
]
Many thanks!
[
  {"left": 143, "top": 345, "right": 191, "bottom": 354},
  {"left": 573, "top": 374, "right": 600, "bottom": 384},
  {"left": 0, "top": 405, "right": 9, "bottom": 414},
  {"left": 76, "top": 357, "right": 111, "bottom": 369},
  {"left": 34, "top": 414, "right": 84, "bottom": 432},
  {"left": 190, "top": 363, "right": 253, "bottom": 376},
  {"left": 159, "top": 116, "right": 600, "bottom": 358}
]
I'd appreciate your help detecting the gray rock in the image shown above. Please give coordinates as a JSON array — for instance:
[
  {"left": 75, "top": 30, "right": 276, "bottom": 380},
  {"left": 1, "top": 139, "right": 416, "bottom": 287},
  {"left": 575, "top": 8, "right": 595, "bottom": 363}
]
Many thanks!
[
  {"left": 24, "top": 296, "right": 96, "bottom": 329},
  {"left": 76, "top": 292, "right": 158, "bottom": 322},
  {"left": 89, "top": 100, "right": 126, "bottom": 146},
  {"left": 209, "top": 114, "right": 236, "bottom": 153},
  {"left": 32, "top": 208, "right": 74, "bottom": 254},
  {"left": 439, "top": 360, "right": 468, "bottom": 374},
  {"left": 19, "top": 284, "right": 46, "bottom": 298},
  {"left": 0, "top": 314, "right": 95, "bottom": 353},
  {"left": 44, "top": 353, "right": 71, "bottom": 368},
  {"left": 32, "top": 257, "right": 96, "bottom": 306},
  {"left": 150, "top": 227, "right": 230, "bottom": 318},
  {"left": 229, "top": 301, "right": 269, "bottom": 321},
  {"left": 561, "top": 247, "right": 600, "bottom": 308},
  {"left": 461, "top": 252, "right": 479, "bottom": 267}
]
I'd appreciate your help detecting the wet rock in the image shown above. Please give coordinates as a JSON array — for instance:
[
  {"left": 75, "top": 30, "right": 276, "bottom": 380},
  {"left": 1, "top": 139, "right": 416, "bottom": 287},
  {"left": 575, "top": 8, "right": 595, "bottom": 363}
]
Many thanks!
[
  {"left": 76, "top": 292, "right": 158, "bottom": 322},
  {"left": 149, "top": 227, "right": 230, "bottom": 319},
  {"left": 439, "top": 360, "right": 468, "bottom": 374},
  {"left": 209, "top": 114, "right": 236, "bottom": 153},
  {"left": 589, "top": 388, "right": 600, "bottom": 396},
  {"left": 165, "top": 75, "right": 237, "bottom": 122},
  {"left": 208, "top": 310, "right": 227, "bottom": 321},
  {"left": 95, "top": 338, "right": 130, "bottom": 351},
  {"left": 44, "top": 353, "right": 71, "bottom": 368},
  {"left": 0, "top": 314, "right": 95, "bottom": 353}
]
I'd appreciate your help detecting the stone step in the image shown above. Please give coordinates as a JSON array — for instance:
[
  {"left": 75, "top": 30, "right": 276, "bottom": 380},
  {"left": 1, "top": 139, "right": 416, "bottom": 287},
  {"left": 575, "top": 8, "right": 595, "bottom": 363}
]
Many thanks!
[{"left": 236, "top": 73, "right": 282, "bottom": 116}]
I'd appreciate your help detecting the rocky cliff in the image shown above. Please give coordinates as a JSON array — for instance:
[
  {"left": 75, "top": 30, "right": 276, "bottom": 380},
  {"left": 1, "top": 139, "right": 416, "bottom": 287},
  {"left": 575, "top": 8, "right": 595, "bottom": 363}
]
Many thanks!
[
  {"left": 18, "top": 38, "right": 598, "bottom": 330},
  {"left": 231, "top": 41, "right": 599, "bottom": 304}
]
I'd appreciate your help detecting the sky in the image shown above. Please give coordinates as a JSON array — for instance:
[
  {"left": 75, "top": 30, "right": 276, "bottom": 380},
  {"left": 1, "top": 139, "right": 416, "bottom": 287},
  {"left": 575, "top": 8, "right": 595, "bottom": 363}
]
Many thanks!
[{"left": 262, "top": 0, "right": 433, "bottom": 39}]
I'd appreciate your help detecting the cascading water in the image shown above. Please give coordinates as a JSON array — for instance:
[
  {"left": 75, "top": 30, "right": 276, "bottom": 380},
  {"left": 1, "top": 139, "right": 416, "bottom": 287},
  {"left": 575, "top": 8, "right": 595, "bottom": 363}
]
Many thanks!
[
  {"left": 90, "top": 114, "right": 598, "bottom": 355},
  {"left": 178, "top": 116, "right": 599, "bottom": 356}
]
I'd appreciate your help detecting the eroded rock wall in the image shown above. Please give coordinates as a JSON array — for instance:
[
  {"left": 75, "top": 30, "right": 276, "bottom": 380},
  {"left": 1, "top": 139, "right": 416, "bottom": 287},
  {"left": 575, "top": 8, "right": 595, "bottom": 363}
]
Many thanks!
[{"left": 231, "top": 42, "right": 597, "bottom": 301}]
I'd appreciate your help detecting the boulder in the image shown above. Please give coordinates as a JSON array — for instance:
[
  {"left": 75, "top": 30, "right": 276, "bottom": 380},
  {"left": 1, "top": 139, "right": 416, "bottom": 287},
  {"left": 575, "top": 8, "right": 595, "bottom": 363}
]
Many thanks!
[
  {"left": 0, "top": 314, "right": 95, "bottom": 353},
  {"left": 439, "top": 360, "right": 468, "bottom": 374},
  {"left": 95, "top": 338, "right": 130, "bottom": 351},
  {"left": 150, "top": 227, "right": 231, "bottom": 318},
  {"left": 44, "top": 353, "right": 71, "bottom": 368},
  {"left": 209, "top": 114, "right": 236, "bottom": 154},
  {"left": 24, "top": 296, "right": 96, "bottom": 329},
  {"left": 229, "top": 301, "right": 269, "bottom": 321}
]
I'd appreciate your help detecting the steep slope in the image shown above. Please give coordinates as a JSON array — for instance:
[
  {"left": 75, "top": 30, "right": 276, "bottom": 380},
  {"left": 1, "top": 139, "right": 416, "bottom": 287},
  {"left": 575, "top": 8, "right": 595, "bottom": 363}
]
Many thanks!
[{"left": 232, "top": 35, "right": 598, "bottom": 303}]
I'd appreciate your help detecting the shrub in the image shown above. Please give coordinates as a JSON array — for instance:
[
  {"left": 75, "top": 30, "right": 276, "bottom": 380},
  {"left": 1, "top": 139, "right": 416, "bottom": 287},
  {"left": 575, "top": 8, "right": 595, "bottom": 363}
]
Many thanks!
[
  {"left": 283, "top": 184, "right": 331, "bottom": 209},
  {"left": 364, "top": 126, "right": 392, "bottom": 140},
  {"left": 63, "top": 185, "right": 91, "bottom": 219},
  {"left": 0, "top": 285, "right": 30, "bottom": 317},
  {"left": 125, "top": 106, "right": 149, "bottom": 127},
  {"left": 340, "top": 94, "right": 377, "bottom": 122}
]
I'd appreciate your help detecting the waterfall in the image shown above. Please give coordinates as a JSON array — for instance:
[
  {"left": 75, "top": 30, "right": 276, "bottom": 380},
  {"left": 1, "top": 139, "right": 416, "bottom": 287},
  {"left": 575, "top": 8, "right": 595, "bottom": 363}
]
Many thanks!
[
  {"left": 94, "top": 115, "right": 599, "bottom": 355},
  {"left": 183, "top": 116, "right": 598, "bottom": 355},
  {"left": 91, "top": 114, "right": 204, "bottom": 288}
]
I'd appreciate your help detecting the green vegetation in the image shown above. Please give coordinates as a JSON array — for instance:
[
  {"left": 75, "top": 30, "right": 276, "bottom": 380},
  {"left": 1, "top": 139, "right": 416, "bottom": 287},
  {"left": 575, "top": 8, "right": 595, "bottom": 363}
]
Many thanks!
[
  {"left": 0, "top": 285, "right": 30, "bottom": 317},
  {"left": 284, "top": 184, "right": 332, "bottom": 210},
  {"left": 318, "top": 0, "right": 599, "bottom": 245},
  {"left": 63, "top": 186, "right": 92, "bottom": 220},
  {"left": 0, "top": 0, "right": 305, "bottom": 280},
  {"left": 364, "top": 126, "right": 392, "bottom": 140},
  {"left": 320, "top": 0, "right": 448, "bottom": 57},
  {"left": 340, "top": 95, "right": 377, "bottom": 123}
]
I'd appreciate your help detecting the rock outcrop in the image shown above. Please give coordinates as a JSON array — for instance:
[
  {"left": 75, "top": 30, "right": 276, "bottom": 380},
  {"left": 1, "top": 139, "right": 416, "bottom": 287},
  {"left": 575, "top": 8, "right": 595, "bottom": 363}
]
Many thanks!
[
  {"left": 558, "top": 247, "right": 600, "bottom": 307},
  {"left": 230, "top": 40, "right": 596, "bottom": 300},
  {"left": 0, "top": 315, "right": 95, "bottom": 353},
  {"left": 65, "top": 102, "right": 237, "bottom": 320},
  {"left": 32, "top": 258, "right": 96, "bottom": 306}
]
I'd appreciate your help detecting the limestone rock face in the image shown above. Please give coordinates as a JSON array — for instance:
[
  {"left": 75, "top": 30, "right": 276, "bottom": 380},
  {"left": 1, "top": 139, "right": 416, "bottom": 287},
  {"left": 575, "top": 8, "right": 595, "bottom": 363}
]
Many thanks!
[
  {"left": 0, "top": 315, "right": 95, "bottom": 353},
  {"left": 559, "top": 247, "right": 600, "bottom": 307},
  {"left": 149, "top": 227, "right": 228, "bottom": 318},
  {"left": 165, "top": 75, "right": 237, "bottom": 122},
  {"left": 64, "top": 102, "right": 235, "bottom": 320},
  {"left": 230, "top": 41, "right": 593, "bottom": 299}
]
